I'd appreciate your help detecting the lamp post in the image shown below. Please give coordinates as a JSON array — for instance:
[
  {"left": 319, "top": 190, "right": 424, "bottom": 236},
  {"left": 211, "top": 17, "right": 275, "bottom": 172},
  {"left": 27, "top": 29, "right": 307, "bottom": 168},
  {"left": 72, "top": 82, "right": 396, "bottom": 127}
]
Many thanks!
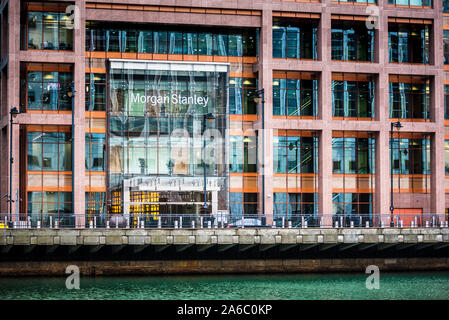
[
  {"left": 252, "top": 89, "right": 265, "bottom": 217},
  {"left": 390, "top": 121, "right": 403, "bottom": 227},
  {"left": 202, "top": 113, "right": 215, "bottom": 212},
  {"left": 9, "top": 107, "right": 20, "bottom": 223}
]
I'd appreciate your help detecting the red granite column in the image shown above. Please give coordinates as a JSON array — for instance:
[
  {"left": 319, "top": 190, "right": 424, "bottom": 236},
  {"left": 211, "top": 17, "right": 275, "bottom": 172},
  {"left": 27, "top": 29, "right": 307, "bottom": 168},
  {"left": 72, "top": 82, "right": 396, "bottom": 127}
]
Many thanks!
[
  {"left": 318, "top": 4, "right": 333, "bottom": 227},
  {"left": 258, "top": 7, "right": 274, "bottom": 223},
  {"left": 431, "top": 0, "right": 446, "bottom": 220},
  {"left": 7, "top": 0, "right": 21, "bottom": 221},
  {"left": 73, "top": 0, "right": 86, "bottom": 227},
  {"left": 375, "top": 0, "right": 391, "bottom": 227}
]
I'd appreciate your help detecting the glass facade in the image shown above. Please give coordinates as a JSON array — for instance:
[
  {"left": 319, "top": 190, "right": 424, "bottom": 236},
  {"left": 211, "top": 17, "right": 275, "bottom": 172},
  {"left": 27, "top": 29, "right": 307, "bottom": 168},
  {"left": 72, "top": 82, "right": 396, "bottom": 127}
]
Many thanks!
[
  {"left": 273, "top": 72, "right": 318, "bottom": 117},
  {"left": 26, "top": 11, "right": 73, "bottom": 50},
  {"left": 85, "top": 133, "right": 106, "bottom": 172},
  {"left": 85, "top": 73, "right": 106, "bottom": 111},
  {"left": 273, "top": 193, "right": 317, "bottom": 227},
  {"left": 445, "top": 85, "right": 449, "bottom": 120},
  {"left": 27, "top": 129, "right": 72, "bottom": 172},
  {"left": 229, "top": 78, "right": 257, "bottom": 115},
  {"left": 86, "top": 23, "right": 258, "bottom": 57},
  {"left": 390, "top": 135, "right": 431, "bottom": 193},
  {"left": 331, "top": 21, "right": 374, "bottom": 62},
  {"left": 332, "top": 135, "right": 375, "bottom": 175},
  {"left": 389, "top": 75, "right": 430, "bottom": 120},
  {"left": 445, "top": 140, "right": 449, "bottom": 175},
  {"left": 388, "top": 23, "right": 430, "bottom": 64},
  {"left": 388, "top": 0, "right": 431, "bottom": 6},
  {"left": 86, "top": 192, "right": 106, "bottom": 221},
  {"left": 332, "top": 73, "right": 375, "bottom": 119},
  {"left": 272, "top": 20, "right": 318, "bottom": 60},
  {"left": 230, "top": 136, "right": 257, "bottom": 173},
  {"left": 23, "top": 64, "right": 73, "bottom": 112},
  {"left": 274, "top": 135, "right": 318, "bottom": 174},
  {"left": 332, "top": 193, "right": 373, "bottom": 225},
  {"left": 444, "top": 31, "right": 449, "bottom": 65},
  {"left": 229, "top": 193, "right": 258, "bottom": 220},
  {"left": 108, "top": 60, "right": 229, "bottom": 216}
]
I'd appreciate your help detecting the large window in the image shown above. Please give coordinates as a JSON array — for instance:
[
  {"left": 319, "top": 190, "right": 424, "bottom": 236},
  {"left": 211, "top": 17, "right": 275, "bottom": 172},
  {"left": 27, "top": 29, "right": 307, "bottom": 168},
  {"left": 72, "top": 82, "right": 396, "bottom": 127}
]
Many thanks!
[
  {"left": 229, "top": 193, "right": 258, "bottom": 219},
  {"left": 390, "top": 134, "right": 431, "bottom": 193},
  {"left": 229, "top": 78, "right": 257, "bottom": 115},
  {"left": 273, "top": 72, "right": 318, "bottom": 117},
  {"left": 86, "top": 192, "right": 106, "bottom": 220},
  {"left": 389, "top": 75, "right": 430, "bottom": 120},
  {"left": 27, "top": 128, "right": 72, "bottom": 172},
  {"left": 332, "top": 73, "right": 375, "bottom": 119},
  {"left": 85, "top": 73, "right": 106, "bottom": 112},
  {"left": 274, "top": 134, "right": 318, "bottom": 174},
  {"left": 445, "top": 140, "right": 449, "bottom": 175},
  {"left": 444, "top": 31, "right": 449, "bottom": 65},
  {"left": 272, "top": 19, "right": 318, "bottom": 60},
  {"left": 26, "top": 10, "right": 73, "bottom": 50},
  {"left": 445, "top": 0, "right": 449, "bottom": 12},
  {"left": 85, "top": 133, "right": 105, "bottom": 172},
  {"left": 273, "top": 193, "right": 317, "bottom": 226},
  {"left": 332, "top": 135, "right": 375, "bottom": 174},
  {"left": 332, "top": 193, "right": 372, "bottom": 224},
  {"left": 389, "top": 23, "right": 430, "bottom": 64},
  {"left": 86, "top": 23, "right": 258, "bottom": 57},
  {"left": 331, "top": 21, "right": 374, "bottom": 62},
  {"left": 388, "top": 0, "right": 431, "bottom": 7},
  {"left": 230, "top": 136, "right": 257, "bottom": 173},
  {"left": 445, "top": 85, "right": 449, "bottom": 120},
  {"left": 23, "top": 64, "right": 73, "bottom": 112},
  {"left": 27, "top": 191, "right": 72, "bottom": 223}
]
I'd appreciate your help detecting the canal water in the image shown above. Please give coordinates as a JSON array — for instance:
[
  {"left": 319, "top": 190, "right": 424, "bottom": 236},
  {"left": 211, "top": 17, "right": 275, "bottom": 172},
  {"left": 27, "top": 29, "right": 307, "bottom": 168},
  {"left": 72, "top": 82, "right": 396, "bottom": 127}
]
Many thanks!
[{"left": 1, "top": 272, "right": 449, "bottom": 300}]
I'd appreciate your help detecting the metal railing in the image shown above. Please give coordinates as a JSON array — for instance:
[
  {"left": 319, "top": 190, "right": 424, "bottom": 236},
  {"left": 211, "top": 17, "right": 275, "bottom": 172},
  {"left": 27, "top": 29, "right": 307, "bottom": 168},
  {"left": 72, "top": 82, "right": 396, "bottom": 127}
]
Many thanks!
[{"left": 0, "top": 213, "right": 447, "bottom": 229}]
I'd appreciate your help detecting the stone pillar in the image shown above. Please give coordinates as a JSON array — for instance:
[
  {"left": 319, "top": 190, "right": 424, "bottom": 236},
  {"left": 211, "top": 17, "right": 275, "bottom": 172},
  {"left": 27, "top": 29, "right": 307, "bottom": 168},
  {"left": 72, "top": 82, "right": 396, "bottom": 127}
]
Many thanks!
[
  {"left": 318, "top": 7, "right": 333, "bottom": 227},
  {"left": 73, "top": 0, "right": 86, "bottom": 227},
  {"left": 258, "top": 7, "right": 273, "bottom": 223}
]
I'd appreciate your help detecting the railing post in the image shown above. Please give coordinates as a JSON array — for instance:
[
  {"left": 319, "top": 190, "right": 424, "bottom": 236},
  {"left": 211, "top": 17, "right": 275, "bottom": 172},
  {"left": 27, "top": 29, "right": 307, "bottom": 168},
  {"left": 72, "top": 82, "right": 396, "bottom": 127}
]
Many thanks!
[
  {"left": 49, "top": 216, "right": 52, "bottom": 229},
  {"left": 432, "top": 216, "right": 435, "bottom": 227},
  {"left": 37, "top": 220, "right": 41, "bottom": 229},
  {"left": 200, "top": 217, "right": 203, "bottom": 229},
  {"left": 319, "top": 218, "right": 323, "bottom": 228},
  {"left": 288, "top": 220, "right": 292, "bottom": 229},
  {"left": 380, "top": 221, "right": 384, "bottom": 228},
  {"left": 425, "top": 221, "right": 429, "bottom": 228},
  {"left": 350, "top": 221, "right": 354, "bottom": 228},
  {"left": 158, "top": 218, "right": 161, "bottom": 229},
  {"left": 192, "top": 220, "right": 195, "bottom": 228},
  {"left": 141, "top": 220, "right": 144, "bottom": 229},
  {"left": 304, "top": 220, "right": 308, "bottom": 228},
  {"left": 54, "top": 219, "right": 58, "bottom": 229},
  {"left": 365, "top": 220, "right": 369, "bottom": 228},
  {"left": 208, "top": 220, "right": 211, "bottom": 229},
  {"left": 282, "top": 217, "right": 285, "bottom": 228},
  {"left": 174, "top": 220, "right": 178, "bottom": 229},
  {"left": 399, "top": 220, "right": 403, "bottom": 228},
  {"left": 415, "top": 216, "right": 418, "bottom": 228},
  {"left": 89, "top": 220, "right": 93, "bottom": 229},
  {"left": 179, "top": 216, "right": 183, "bottom": 229},
  {"left": 106, "top": 220, "right": 110, "bottom": 229},
  {"left": 339, "top": 216, "right": 343, "bottom": 228}
]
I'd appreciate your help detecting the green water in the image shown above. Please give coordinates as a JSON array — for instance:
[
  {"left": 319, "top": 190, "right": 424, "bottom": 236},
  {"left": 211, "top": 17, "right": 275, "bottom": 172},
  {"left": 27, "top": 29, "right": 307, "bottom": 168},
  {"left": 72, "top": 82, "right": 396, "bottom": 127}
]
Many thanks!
[{"left": 1, "top": 272, "right": 449, "bottom": 300}]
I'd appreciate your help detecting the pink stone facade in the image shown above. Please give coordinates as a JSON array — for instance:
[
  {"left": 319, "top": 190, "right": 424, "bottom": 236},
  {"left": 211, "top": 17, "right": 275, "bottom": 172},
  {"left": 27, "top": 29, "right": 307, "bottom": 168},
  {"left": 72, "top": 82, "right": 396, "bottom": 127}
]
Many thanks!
[{"left": 0, "top": 0, "right": 447, "bottom": 222}]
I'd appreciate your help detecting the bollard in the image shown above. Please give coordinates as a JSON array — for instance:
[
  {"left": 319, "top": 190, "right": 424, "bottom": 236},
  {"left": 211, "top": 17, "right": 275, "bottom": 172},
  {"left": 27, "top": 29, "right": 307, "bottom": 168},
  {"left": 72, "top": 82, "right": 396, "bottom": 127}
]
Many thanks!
[
  {"left": 301, "top": 216, "right": 304, "bottom": 228},
  {"left": 288, "top": 220, "right": 292, "bottom": 229},
  {"left": 89, "top": 220, "right": 93, "bottom": 229},
  {"left": 200, "top": 217, "right": 203, "bottom": 229},
  {"left": 192, "top": 220, "right": 195, "bottom": 228},
  {"left": 272, "top": 221, "right": 276, "bottom": 228},
  {"left": 350, "top": 221, "right": 354, "bottom": 228},
  {"left": 319, "top": 218, "right": 323, "bottom": 228},
  {"left": 180, "top": 216, "right": 183, "bottom": 229},
  {"left": 13, "top": 221, "right": 17, "bottom": 229},
  {"left": 359, "top": 216, "right": 362, "bottom": 227},
  {"left": 55, "top": 220, "right": 58, "bottom": 229},
  {"left": 94, "top": 216, "right": 97, "bottom": 229},
  {"left": 365, "top": 220, "right": 369, "bottom": 228},
  {"left": 174, "top": 220, "right": 178, "bottom": 229},
  {"left": 157, "top": 218, "right": 161, "bottom": 229},
  {"left": 425, "top": 221, "right": 429, "bottom": 228},
  {"left": 446, "top": 221, "right": 449, "bottom": 228},
  {"left": 116, "top": 217, "right": 119, "bottom": 228},
  {"left": 340, "top": 216, "right": 343, "bottom": 228},
  {"left": 414, "top": 216, "right": 418, "bottom": 228},
  {"left": 37, "top": 220, "right": 41, "bottom": 229},
  {"left": 28, "top": 220, "right": 31, "bottom": 229},
  {"left": 380, "top": 221, "right": 385, "bottom": 228},
  {"left": 411, "top": 221, "right": 414, "bottom": 228},
  {"left": 304, "top": 220, "right": 308, "bottom": 228},
  {"left": 208, "top": 221, "right": 211, "bottom": 229},
  {"left": 49, "top": 216, "right": 52, "bottom": 229},
  {"left": 221, "top": 219, "right": 224, "bottom": 228},
  {"left": 432, "top": 216, "right": 435, "bottom": 227},
  {"left": 335, "top": 221, "right": 339, "bottom": 228},
  {"left": 399, "top": 220, "right": 403, "bottom": 228},
  {"left": 282, "top": 217, "right": 285, "bottom": 228},
  {"left": 137, "top": 217, "right": 140, "bottom": 229},
  {"left": 141, "top": 220, "right": 145, "bottom": 229},
  {"left": 106, "top": 220, "right": 110, "bottom": 229}
]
